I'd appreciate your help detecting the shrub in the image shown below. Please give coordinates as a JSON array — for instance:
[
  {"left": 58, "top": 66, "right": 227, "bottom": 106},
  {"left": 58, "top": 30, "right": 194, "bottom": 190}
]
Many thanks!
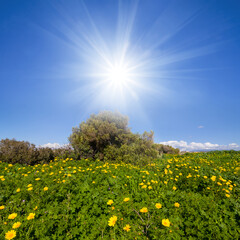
[
  {"left": 52, "top": 145, "right": 76, "bottom": 159},
  {"left": 0, "top": 139, "right": 36, "bottom": 165},
  {"left": 69, "top": 111, "right": 161, "bottom": 163},
  {"left": 155, "top": 144, "right": 180, "bottom": 155},
  {"left": 35, "top": 147, "right": 55, "bottom": 164},
  {"left": 0, "top": 139, "right": 55, "bottom": 165},
  {"left": 69, "top": 111, "right": 130, "bottom": 159},
  {"left": 103, "top": 142, "right": 158, "bottom": 166}
]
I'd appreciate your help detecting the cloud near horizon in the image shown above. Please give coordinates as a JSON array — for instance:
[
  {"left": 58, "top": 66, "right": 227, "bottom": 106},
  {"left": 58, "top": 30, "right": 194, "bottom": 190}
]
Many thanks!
[
  {"left": 159, "top": 140, "right": 240, "bottom": 152},
  {"left": 41, "top": 141, "right": 240, "bottom": 152},
  {"left": 39, "top": 143, "right": 70, "bottom": 149}
]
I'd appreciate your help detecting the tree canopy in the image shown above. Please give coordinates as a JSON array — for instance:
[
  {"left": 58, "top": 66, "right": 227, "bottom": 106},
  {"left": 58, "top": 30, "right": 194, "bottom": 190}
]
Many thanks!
[{"left": 68, "top": 111, "right": 177, "bottom": 164}]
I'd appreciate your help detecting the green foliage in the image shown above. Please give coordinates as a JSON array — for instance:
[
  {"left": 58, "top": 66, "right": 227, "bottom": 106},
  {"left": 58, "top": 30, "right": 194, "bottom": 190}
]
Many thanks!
[
  {"left": 0, "top": 112, "right": 179, "bottom": 166},
  {"left": 0, "top": 151, "right": 240, "bottom": 239},
  {"left": 0, "top": 139, "right": 77, "bottom": 166},
  {"left": 69, "top": 111, "right": 174, "bottom": 164},
  {"left": 155, "top": 144, "right": 180, "bottom": 155},
  {"left": 0, "top": 139, "right": 55, "bottom": 165},
  {"left": 103, "top": 135, "right": 158, "bottom": 166},
  {"left": 52, "top": 145, "right": 76, "bottom": 160},
  {"left": 69, "top": 111, "right": 130, "bottom": 158}
]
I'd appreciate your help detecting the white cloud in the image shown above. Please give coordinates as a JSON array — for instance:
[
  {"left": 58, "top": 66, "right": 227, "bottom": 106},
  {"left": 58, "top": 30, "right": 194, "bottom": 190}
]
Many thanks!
[
  {"left": 160, "top": 140, "right": 240, "bottom": 152},
  {"left": 40, "top": 141, "right": 240, "bottom": 152},
  {"left": 198, "top": 126, "right": 204, "bottom": 128},
  {"left": 39, "top": 143, "right": 70, "bottom": 149}
]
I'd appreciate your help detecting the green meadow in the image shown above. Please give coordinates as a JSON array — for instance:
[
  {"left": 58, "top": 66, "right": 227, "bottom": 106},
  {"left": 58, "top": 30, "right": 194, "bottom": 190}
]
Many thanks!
[{"left": 1, "top": 151, "right": 240, "bottom": 239}]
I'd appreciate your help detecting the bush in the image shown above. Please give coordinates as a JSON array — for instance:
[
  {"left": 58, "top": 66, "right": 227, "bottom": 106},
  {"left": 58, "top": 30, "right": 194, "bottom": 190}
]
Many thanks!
[
  {"left": 155, "top": 144, "right": 180, "bottom": 155},
  {"left": 69, "top": 111, "right": 130, "bottom": 158},
  {"left": 69, "top": 111, "right": 161, "bottom": 163},
  {"left": 0, "top": 139, "right": 54, "bottom": 165},
  {"left": 52, "top": 145, "right": 77, "bottom": 159},
  {"left": 103, "top": 142, "right": 158, "bottom": 166}
]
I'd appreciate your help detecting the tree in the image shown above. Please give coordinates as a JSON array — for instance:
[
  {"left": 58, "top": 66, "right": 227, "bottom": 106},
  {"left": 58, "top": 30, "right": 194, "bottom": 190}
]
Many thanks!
[
  {"left": 69, "top": 111, "right": 180, "bottom": 163},
  {"left": 69, "top": 111, "right": 130, "bottom": 158}
]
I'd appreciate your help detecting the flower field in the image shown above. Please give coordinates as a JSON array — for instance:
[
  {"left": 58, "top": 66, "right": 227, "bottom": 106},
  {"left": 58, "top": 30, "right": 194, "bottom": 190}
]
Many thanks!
[{"left": 1, "top": 151, "right": 240, "bottom": 239}]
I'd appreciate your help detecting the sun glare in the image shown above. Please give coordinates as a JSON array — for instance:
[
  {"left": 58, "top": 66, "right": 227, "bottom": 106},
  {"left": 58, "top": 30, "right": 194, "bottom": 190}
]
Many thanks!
[{"left": 106, "top": 63, "right": 130, "bottom": 86}]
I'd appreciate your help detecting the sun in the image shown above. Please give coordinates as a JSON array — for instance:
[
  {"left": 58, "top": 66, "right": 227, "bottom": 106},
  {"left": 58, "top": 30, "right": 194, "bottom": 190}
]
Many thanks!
[{"left": 106, "top": 63, "right": 130, "bottom": 87}]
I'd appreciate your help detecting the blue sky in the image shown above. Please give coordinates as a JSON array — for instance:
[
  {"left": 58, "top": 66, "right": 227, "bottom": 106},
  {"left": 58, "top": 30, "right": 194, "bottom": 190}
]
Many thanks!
[{"left": 1, "top": 0, "right": 240, "bottom": 151}]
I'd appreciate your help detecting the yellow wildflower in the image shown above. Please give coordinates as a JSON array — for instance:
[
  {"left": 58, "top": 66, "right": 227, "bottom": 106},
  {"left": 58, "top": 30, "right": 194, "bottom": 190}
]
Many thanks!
[
  {"left": 108, "top": 215, "right": 117, "bottom": 226},
  {"left": 107, "top": 200, "right": 114, "bottom": 205},
  {"left": 27, "top": 213, "right": 35, "bottom": 220},
  {"left": 12, "top": 222, "right": 21, "bottom": 229},
  {"left": 43, "top": 187, "right": 48, "bottom": 191},
  {"left": 8, "top": 213, "right": 17, "bottom": 219},
  {"left": 0, "top": 205, "right": 5, "bottom": 210},
  {"left": 211, "top": 176, "right": 216, "bottom": 181},
  {"left": 124, "top": 198, "right": 130, "bottom": 202},
  {"left": 123, "top": 224, "right": 131, "bottom": 232},
  {"left": 174, "top": 202, "right": 180, "bottom": 208},
  {"left": 162, "top": 218, "right": 171, "bottom": 227},
  {"left": 16, "top": 188, "right": 20, "bottom": 192},
  {"left": 140, "top": 207, "right": 148, "bottom": 213},
  {"left": 155, "top": 203, "right": 162, "bottom": 209},
  {"left": 173, "top": 186, "right": 177, "bottom": 190},
  {"left": 5, "top": 230, "right": 16, "bottom": 240}
]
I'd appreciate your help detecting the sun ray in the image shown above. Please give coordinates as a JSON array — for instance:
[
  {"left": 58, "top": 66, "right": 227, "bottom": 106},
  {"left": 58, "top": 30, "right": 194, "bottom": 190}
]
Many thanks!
[{"left": 35, "top": 0, "right": 223, "bottom": 114}]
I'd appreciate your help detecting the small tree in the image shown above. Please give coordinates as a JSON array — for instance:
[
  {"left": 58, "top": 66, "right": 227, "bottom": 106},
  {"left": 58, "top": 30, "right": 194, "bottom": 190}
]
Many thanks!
[
  {"left": 69, "top": 111, "right": 179, "bottom": 163},
  {"left": 69, "top": 111, "right": 130, "bottom": 158}
]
